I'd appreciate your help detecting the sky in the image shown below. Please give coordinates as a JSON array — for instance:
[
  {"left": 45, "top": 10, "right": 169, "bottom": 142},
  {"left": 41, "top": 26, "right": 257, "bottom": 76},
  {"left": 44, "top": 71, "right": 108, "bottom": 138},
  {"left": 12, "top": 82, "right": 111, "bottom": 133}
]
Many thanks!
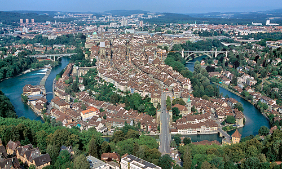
[{"left": 1, "top": 0, "right": 282, "bottom": 13}]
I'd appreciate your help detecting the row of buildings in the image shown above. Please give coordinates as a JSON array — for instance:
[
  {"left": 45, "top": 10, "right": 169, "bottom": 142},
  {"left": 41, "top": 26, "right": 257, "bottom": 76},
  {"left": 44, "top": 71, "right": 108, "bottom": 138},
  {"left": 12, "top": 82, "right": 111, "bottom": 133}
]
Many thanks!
[{"left": 0, "top": 140, "right": 51, "bottom": 169}]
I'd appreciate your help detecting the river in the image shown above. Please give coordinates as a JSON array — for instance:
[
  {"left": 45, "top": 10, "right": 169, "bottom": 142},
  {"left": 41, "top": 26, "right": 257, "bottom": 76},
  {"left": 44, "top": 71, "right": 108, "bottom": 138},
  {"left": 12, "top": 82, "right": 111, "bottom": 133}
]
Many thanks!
[
  {"left": 0, "top": 57, "right": 70, "bottom": 120},
  {"left": 0, "top": 55, "right": 269, "bottom": 141},
  {"left": 185, "top": 55, "right": 270, "bottom": 141}
]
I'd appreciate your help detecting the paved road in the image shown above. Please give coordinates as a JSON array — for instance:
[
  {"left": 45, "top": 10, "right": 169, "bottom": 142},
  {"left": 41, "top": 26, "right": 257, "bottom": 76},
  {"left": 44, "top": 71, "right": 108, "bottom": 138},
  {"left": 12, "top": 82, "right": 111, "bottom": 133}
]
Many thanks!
[{"left": 159, "top": 91, "right": 171, "bottom": 154}]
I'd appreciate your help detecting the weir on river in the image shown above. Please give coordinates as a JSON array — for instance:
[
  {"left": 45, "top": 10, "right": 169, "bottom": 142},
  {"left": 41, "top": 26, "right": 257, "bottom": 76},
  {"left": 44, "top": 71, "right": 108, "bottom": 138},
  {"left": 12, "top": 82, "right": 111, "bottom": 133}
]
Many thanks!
[{"left": 0, "top": 57, "right": 70, "bottom": 120}]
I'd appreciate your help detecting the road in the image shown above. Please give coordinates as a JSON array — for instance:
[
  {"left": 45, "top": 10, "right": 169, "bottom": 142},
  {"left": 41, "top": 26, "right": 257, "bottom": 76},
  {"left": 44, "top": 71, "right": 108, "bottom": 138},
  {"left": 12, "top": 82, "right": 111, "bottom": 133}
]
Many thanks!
[{"left": 159, "top": 91, "right": 171, "bottom": 155}]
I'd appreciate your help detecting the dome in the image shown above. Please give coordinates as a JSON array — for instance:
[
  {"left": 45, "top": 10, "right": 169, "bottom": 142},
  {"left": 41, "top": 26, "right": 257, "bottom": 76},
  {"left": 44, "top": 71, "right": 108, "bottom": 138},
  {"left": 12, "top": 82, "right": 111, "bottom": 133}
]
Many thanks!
[{"left": 93, "top": 32, "right": 97, "bottom": 35}]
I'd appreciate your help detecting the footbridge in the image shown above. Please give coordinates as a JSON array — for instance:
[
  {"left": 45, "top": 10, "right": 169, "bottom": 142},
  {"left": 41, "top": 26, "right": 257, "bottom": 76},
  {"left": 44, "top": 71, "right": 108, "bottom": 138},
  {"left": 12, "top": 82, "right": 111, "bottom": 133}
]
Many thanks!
[{"left": 28, "top": 53, "right": 77, "bottom": 61}]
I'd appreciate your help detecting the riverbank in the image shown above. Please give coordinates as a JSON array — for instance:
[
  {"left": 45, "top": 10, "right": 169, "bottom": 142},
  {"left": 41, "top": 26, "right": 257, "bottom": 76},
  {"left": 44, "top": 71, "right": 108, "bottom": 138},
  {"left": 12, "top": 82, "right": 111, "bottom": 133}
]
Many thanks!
[{"left": 214, "top": 82, "right": 270, "bottom": 122}]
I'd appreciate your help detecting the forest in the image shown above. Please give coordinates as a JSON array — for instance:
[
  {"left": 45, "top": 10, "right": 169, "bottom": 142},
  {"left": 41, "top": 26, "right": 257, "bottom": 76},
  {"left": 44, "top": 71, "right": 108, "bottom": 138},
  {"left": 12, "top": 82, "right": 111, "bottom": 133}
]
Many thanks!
[
  {"left": 178, "top": 128, "right": 282, "bottom": 169},
  {"left": 0, "top": 56, "right": 37, "bottom": 81},
  {"left": 0, "top": 90, "right": 17, "bottom": 118},
  {"left": 0, "top": 117, "right": 167, "bottom": 169}
]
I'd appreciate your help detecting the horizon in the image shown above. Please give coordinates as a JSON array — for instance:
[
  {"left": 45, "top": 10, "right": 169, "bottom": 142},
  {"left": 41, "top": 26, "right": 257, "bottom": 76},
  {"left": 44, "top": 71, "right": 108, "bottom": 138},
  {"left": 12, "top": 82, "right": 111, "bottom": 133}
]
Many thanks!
[{"left": 1, "top": 0, "right": 282, "bottom": 14}]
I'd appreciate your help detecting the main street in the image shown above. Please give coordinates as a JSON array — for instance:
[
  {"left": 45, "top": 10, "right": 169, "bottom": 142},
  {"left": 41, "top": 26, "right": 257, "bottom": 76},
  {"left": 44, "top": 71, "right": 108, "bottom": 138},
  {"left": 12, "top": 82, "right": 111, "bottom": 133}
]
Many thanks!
[{"left": 159, "top": 91, "right": 171, "bottom": 155}]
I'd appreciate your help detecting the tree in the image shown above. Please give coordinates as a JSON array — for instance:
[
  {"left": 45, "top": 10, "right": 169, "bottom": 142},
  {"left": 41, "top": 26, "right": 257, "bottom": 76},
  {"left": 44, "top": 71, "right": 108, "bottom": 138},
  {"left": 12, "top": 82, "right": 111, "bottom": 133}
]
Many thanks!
[
  {"left": 234, "top": 102, "right": 244, "bottom": 112},
  {"left": 36, "top": 130, "right": 48, "bottom": 153},
  {"left": 111, "top": 130, "right": 125, "bottom": 143},
  {"left": 259, "top": 126, "right": 269, "bottom": 136},
  {"left": 172, "top": 107, "right": 181, "bottom": 122},
  {"left": 173, "top": 134, "right": 181, "bottom": 147},
  {"left": 73, "top": 154, "right": 90, "bottom": 169},
  {"left": 201, "top": 161, "right": 212, "bottom": 169},
  {"left": 183, "top": 137, "right": 191, "bottom": 145},
  {"left": 166, "top": 96, "right": 171, "bottom": 110},
  {"left": 202, "top": 95, "right": 209, "bottom": 100},
  {"left": 100, "top": 141, "right": 111, "bottom": 154},
  {"left": 158, "top": 154, "right": 173, "bottom": 169},
  {"left": 88, "top": 137, "right": 98, "bottom": 158},
  {"left": 172, "top": 98, "right": 186, "bottom": 106},
  {"left": 241, "top": 157, "right": 260, "bottom": 169},
  {"left": 29, "top": 165, "right": 36, "bottom": 169},
  {"left": 183, "top": 146, "right": 192, "bottom": 169},
  {"left": 81, "top": 104, "right": 87, "bottom": 110},
  {"left": 170, "top": 140, "right": 177, "bottom": 148},
  {"left": 231, "top": 76, "right": 237, "bottom": 86},
  {"left": 225, "top": 116, "right": 236, "bottom": 124},
  {"left": 46, "top": 144, "right": 60, "bottom": 164},
  {"left": 54, "top": 150, "right": 72, "bottom": 169},
  {"left": 224, "top": 161, "right": 236, "bottom": 169}
]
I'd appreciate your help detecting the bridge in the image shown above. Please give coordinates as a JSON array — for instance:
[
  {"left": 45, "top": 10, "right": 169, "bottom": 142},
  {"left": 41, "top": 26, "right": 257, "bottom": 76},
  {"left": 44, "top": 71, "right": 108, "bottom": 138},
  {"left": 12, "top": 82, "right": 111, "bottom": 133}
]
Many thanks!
[
  {"left": 28, "top": 53, "right": 77, "bottom": 61},
  {"left": 218, "top": 128, "right": 231, "bottom": 140},
  {"left": 170, "top": 50, "right": 228, "bottom": 61}
]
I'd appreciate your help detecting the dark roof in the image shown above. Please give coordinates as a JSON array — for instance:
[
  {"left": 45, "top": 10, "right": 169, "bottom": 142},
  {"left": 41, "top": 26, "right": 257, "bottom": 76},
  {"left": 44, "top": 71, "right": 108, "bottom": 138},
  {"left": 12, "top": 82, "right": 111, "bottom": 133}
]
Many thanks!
[
  {"left": 60, "top": 145, "right": 73, "bottom": 154},
  {"left": 0, "top": 146, "right": 7, "bottom": 158},
  {"left": 33, "top": 154, "right": 51, "bottom": 167},
  {"left": 6, "top": 141, "right": 21, "bottom": 151},
  {"left": 0, "top": 157, "right": 20, "bottom": 169}
]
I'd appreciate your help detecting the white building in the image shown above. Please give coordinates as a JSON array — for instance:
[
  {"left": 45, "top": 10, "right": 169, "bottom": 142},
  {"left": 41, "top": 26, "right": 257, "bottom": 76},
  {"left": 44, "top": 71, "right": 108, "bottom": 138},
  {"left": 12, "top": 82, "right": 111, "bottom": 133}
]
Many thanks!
[
  {"left": 121, "top": 154, "right": 161, "bottom": 169},
  {"left": 87, "top": 156, "right": 109, "bottom": 169}
]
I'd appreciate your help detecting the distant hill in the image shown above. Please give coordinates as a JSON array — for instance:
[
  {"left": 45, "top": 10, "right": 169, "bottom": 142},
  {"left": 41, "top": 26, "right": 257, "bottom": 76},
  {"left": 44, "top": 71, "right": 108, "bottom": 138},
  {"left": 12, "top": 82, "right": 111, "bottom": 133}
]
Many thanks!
[
  {"left": 144, "top": 9, "right": 282, "bottom": 25},
  {"left": 103, "top": 10, "right": 149, "bottom": 16},
  {"left": 0, "top": 11, "right": 55, "bottom": 25}
]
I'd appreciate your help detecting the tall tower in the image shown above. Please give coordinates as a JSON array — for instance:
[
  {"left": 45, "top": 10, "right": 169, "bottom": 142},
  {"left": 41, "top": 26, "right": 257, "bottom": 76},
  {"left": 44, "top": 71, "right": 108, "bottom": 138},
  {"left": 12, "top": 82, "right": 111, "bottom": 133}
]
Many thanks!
[
  {"left": 26, "top": 19, "right": 29, "bottom": 24},
  {"left": 187, "top": 95, "right": 191, "bottom": 114},
  {"left": 99, "top": 34, "right": 106, "bottom": 60}
]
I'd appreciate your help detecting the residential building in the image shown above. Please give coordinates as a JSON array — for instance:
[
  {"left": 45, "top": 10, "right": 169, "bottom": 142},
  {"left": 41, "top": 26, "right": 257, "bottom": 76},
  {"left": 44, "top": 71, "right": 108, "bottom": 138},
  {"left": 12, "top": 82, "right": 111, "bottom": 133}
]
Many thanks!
[
  {"left": 121, "top": 154, "right": 161, "bottom": 169},
  {"left": 231, "top": 129, "right": 241, "bottom": 144}
]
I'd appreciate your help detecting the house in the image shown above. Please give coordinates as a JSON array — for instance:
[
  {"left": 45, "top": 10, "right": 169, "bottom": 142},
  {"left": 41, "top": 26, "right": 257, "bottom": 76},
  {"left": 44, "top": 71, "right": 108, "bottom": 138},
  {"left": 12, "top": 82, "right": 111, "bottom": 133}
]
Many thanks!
[
  {"left": 23, "top": 84, "right": 42, "bottom": 96},
  {"left": 121, "top": 154, "right": 161, "bottom": 169},
  {"left": 231, "top": 129, "right": 241, "bottom": 144},
  {"left": 81, "top": 106, "right": 100, "bottom": 121},
  {"left": 6, "top": 141, "right": 21, "bottom": 155},
  {"left": 0, "top": 157, "right": 20, "bottom": 169},
  {"left": 51, "top": 97, "right": 70, "bottom": 111},
  {"left": 172, "top": 104, "right": 189, "bottom": 116},
  {"left": 32, "top": 154, "right": 52, "bottom": 169},
  {"left": 106, "top": 161, "right": 120, "bottom": 169},
  {"left": 101, "top": 153, "right": 120, "bottom": 162},
  {"left": 60, "top": 146, "right": 74, "bottom": 155},
  {"left": 0, "top": 145, "right": 7, "bottom": 158},
  {"left": 87, "top": 155, "right": 109, "bottom": 169}
]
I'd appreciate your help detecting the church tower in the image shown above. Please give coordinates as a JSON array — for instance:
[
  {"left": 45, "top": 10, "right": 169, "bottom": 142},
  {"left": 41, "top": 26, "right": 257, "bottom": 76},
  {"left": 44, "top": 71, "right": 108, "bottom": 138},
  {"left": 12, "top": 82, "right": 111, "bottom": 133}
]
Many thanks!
[
  {"left": 99, "top": 34, "right": 106, "bottom": 60},
  {"left": 187, "top": 95, "right": 191, "bottom": 114}
]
